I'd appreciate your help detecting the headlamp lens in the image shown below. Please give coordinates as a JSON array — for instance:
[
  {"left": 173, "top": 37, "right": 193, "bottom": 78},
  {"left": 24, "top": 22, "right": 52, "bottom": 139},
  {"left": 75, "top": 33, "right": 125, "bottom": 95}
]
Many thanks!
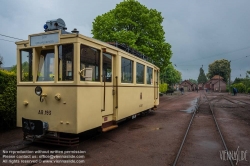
[{"left": 35, "top": 86, "right": 42, "bottom": 96}]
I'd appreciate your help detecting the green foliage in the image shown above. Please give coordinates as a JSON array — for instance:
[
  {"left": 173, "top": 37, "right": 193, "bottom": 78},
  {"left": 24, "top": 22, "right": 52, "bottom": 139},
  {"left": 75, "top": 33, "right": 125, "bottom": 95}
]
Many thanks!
[
  {"left": 197, "top": 67, "right": 207, "bottom": 84},
  {"left": 233, "top": 77, "right": 250, "bottom": 93},
  {"left": 161, "top": 64, "right": 182, "bottom": 85},
  {"left": 233, "top": 77, "right": 243, "bottom": 84},
  {"left": 189, "top": 78, "right": 197, "bottom": 84},
  {"left": 10, "top": 64, "right": 17, "bottom": 73},
  {"left": 0, "top": 55, "right": 3, "bottom": 68},
  {"left": 231, "top": 83, "right": 246, "bottom": 93},
  {"left": 10, "top": 61, "right": 30, "bottom": 74},
  {"left": 246, "top": 70, "right": 250, "bottom": 78},
  {"left": 92, "top": 0, "right": 172, "bottom": 71},
  {"left": 0, "top": 70, "right": 17, "bottom": 130},
  {"left": 159, "top": 83, "right": 168, "bottom": 93},
  {"left": 11, "top": 62, "right": 33, "bottom": 81},
  {"left": 247, "top": 87, "right": 250, "bottom": 93},
  {"left": 207, "top": 59, "right": 231, "bottom": 82}
]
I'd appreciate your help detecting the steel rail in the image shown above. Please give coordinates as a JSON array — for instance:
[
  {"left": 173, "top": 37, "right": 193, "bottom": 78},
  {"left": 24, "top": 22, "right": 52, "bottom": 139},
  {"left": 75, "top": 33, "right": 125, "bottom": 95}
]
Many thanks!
[
  {"left": 224, "top": 97, "right": 250, "bottom": 105},
  {"left": 172, "top": 95, "right": 201, "bottom": 166},
  {"left": 204, "top": 94, "right": 234, "bottom": 166}
]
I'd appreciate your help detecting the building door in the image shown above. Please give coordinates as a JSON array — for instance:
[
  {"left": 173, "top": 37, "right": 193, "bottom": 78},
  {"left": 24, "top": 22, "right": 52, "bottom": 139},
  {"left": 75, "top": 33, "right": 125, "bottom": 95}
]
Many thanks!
[{"left": 184, "top": 86, "right": 188, "bottom": 91}]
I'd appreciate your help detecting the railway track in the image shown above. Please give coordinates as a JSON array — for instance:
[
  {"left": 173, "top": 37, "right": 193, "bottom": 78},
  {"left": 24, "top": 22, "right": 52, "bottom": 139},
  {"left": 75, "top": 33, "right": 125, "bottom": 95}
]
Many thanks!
[
  {"left": 172, "top": 92, "right": 234, "bottom": 166},
  {"left": 223, "top": 96, "right": 250, "bottom": 105},
  {"left": 158, "top": 93, "right": 189, "bottom": 109}
]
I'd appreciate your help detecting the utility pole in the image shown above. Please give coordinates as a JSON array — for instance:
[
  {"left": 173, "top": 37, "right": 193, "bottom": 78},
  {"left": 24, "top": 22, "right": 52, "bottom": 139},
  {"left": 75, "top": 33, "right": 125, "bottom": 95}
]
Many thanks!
[
  {"left": 229, "top": 61, "right": 231, "bottom": 94},
  {"left": 219, "top": 74, "right": 221, "bottom": 92}
]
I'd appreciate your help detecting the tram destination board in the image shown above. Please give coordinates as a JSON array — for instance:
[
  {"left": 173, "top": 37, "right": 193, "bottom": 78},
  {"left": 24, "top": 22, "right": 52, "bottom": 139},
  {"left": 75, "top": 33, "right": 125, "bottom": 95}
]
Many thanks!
[{"left": 30, "top": 32, "right": 59, "bottom": 46}]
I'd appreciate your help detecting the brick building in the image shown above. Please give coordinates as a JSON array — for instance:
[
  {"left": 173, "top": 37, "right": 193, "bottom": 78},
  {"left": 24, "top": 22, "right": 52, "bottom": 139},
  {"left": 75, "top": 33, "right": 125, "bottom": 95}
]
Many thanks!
[
  {"left": 179, "top": 80, "right": 197, "bottom": 91},
  {"left": 204, "top": 75, "right": 227, "bottom": 92}
]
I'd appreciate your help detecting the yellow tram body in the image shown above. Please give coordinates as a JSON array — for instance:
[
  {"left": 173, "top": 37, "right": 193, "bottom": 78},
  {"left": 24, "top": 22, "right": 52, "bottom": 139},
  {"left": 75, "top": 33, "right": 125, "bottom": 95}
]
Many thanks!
[{"left": 16, "top": 19, "right": 159, "bottom": 138}]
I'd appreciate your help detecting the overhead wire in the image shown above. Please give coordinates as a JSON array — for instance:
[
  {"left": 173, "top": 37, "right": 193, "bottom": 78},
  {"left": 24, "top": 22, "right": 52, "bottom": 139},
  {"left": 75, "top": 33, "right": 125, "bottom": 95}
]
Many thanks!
[
  {"left": 176, "top": 45, "right": 250, "bottom": 65},
  {"left": 229, "top": 55, "right": 249, "bottom": 62},
  {"left": 0, "top": 34, "right": 24, "bottom": 40},
  {"left": 0, "top": 38, "right": 16, "bottom": 42},
  {"left": 176, "top": 55, "right": 249, "bottom": 68}
]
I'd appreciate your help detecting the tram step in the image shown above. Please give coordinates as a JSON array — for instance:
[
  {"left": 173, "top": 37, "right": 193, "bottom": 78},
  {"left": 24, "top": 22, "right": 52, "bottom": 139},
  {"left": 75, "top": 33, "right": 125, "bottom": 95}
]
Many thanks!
[{"left": 102, "top": 125, "right": 118, "bottom": 132}]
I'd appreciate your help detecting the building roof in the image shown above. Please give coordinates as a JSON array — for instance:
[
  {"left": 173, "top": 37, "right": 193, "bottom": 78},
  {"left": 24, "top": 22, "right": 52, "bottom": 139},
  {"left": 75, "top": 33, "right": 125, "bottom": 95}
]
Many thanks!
[
  {"left": 205, "top": 77, "right": 227, "bottom": 85},
  {"left": 211, "top": 75, "right": 224, "bottom": 80},
  {"left": 180, "top": 80, "right": 193, "bottom": 86}
]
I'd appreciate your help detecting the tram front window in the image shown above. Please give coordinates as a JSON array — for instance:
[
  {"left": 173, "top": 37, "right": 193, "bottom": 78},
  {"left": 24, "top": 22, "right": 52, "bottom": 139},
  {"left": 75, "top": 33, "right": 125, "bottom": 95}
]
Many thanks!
[
  {"left": 58, "top": 44, "right": 74, "bottom": 81},
  {"left": 20, "top": 49, "right": 33, "bottom": 82},
  {"left": 37, "top": 50, "right": 55, "bottom": 81}
]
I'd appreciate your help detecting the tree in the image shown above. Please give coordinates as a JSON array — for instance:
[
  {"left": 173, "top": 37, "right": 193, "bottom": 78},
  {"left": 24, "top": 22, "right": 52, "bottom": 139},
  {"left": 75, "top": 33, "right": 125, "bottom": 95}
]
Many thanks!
[
  {"left": 197, "top": 67, "right": 207, "bottom": 84},
  {"left": 92, "top": 0, "right": 172, "bottom": 72},
  {"left": 207, "top": 59, "right": 231, "bottom": 82},
  {"left": 189, "top": 78, "right": 197, "bottom": 84},
  {"left": 161, "top": 64, "right": 182, "bottom": 86},
  {"left": 246, "top": 70, "right": 250, "bottom": 78},
  {"left": 233, "top": 77, "right": 243, "bottom": 84},
  {"left": 10, "top": 64, "right": 17, "bottom": 73},
  {"left": 0, "top": 55, "right": 3, "bottom": 68}
]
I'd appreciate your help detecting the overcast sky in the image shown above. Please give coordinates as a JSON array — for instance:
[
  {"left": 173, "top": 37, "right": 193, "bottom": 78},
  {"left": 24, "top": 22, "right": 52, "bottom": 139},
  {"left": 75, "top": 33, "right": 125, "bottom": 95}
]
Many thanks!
[{"left": 0, "top": 0, "right": 250, "bottom": 81}]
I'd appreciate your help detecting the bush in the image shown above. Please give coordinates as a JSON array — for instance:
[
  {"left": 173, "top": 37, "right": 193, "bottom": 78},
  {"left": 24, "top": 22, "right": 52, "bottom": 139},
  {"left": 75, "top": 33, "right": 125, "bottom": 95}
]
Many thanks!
[
  {"left": 0, "top": 70, "right": 17, "bottom": 130},
  {"left": 247, "top": 87, "right": 250, "bottom": 94},
  {"left": 159, "top": 83, "right": 168, "bottom": 93},
  {"left": 231, "top": 83, "right": 246, "bottom": 93}
]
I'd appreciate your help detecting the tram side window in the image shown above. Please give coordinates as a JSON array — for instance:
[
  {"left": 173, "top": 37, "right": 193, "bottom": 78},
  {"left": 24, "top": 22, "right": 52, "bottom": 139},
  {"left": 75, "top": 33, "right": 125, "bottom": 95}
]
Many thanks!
[
  {"left": 121, "top": 57, "right": 133, "bottom": 83},
  {"left": 157, "top": 71, "right": 159, "bottom": 84},
  {"left": 80, "top": 44, "right": 100, "bottom": 81},
  {"left": 58, "top": 44, "right": 74, "bottom": 81},
  {"left": 147, "top": 67, "right": 153, "bottom": 84},
  {"left": 136, "top": 62, "right": 144, "bottom": 84},
  {"left": 20, "top": 49, "right": 33, "bottom": 82},
  {"left": 37, "top": 50, "right": 55, "bottom": 81},
  {"left": 103, "top": 53, "right": 112, "bottom": 82}
]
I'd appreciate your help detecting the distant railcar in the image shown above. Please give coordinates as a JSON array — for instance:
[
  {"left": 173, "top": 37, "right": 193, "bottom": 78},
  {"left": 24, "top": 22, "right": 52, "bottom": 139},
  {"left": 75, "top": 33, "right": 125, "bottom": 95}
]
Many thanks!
[{"left": 16, "top": 18, "right": 159, "bottom": 146}]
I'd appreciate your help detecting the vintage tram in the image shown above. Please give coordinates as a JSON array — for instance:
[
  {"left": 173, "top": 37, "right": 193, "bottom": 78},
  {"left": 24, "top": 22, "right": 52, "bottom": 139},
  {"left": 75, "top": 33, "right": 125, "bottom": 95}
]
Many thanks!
[{"left": 16, "top": 18, "right": 159, "bottom": 146}]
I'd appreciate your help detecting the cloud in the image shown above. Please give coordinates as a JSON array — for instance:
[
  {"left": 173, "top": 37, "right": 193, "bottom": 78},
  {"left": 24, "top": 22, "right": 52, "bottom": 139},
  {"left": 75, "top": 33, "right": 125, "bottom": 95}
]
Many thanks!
[{"left": 0, "top": 0, "right": 249, "bottom": 81}]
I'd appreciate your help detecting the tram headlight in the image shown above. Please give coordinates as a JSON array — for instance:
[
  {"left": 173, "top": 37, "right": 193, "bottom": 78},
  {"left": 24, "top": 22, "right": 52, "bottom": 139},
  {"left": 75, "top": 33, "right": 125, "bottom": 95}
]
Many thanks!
[
  {"left": 35, "top": 86, "right": 42, "bottom": 96},
  {"left": 43, "top": 24, "right": 48, "bottom": 30}
]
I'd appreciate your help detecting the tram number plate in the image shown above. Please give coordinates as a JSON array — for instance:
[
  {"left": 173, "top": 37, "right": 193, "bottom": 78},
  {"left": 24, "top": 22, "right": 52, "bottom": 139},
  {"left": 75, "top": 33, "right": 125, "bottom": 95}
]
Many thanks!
[
  {"left": 38, "top": 110, "right": 51, "bottom": 115},
  {"left": 132, "top": 115, "right": 136, "bottom": 119}
]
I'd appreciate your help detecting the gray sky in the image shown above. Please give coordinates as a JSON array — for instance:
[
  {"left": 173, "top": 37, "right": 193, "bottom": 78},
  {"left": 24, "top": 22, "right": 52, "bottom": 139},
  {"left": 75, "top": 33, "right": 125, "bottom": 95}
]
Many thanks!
[{"left": 0, "top": 0, "right": 250, "bottom": 81}]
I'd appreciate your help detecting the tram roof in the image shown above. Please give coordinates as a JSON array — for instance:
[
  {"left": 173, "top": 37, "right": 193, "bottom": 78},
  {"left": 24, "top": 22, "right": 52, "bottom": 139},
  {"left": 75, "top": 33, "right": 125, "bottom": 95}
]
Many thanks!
[{"left": 15, "top": 30, "right": 159, "bottom": 70}]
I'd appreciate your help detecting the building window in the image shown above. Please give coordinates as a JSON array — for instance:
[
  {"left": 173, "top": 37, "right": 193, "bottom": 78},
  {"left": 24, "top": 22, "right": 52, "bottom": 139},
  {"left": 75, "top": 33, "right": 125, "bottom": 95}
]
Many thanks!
[
  {"left": 136, "top": 63, "right": 144, "bottom": 84},
  {"left": 121, "top": 57, "right": 133, "bottom": 83},
  {"left": 80, "top": 44, "right": 100, "bottom": 81},
  {"left": 147, "top": 67, "right": 153, "bottom": 84},
  {"left": 20, "top": 49, "right": 33, "bottom": 82},
  {"left": 58, "top": 44, "right": 74, "bottom": 81}
]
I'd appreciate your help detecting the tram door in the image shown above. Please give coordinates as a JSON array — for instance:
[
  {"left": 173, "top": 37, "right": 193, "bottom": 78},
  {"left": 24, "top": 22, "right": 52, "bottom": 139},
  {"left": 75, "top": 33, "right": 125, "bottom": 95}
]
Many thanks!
[
  {"left": 101, "top": 52, "right": 115, "bottom": 117},
  {"left": 154, "top": 70, "right": 159, "bottom": 100}
]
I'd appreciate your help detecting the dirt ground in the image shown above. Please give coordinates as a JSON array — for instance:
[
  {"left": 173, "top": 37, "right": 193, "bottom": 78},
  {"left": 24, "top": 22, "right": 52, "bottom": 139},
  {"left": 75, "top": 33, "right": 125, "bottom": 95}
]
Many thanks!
[{"left": 0, "top": 91, "right": 249, "bottom": 165}]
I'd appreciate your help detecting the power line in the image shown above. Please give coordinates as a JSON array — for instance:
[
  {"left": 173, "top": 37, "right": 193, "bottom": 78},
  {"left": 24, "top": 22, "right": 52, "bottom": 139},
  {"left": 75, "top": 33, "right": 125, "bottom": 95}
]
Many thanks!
[
  {"left": 177, "top": 65, "right": 203, "bottom": 67},
  {"left": 175, "top": 55, "right": 249, "bottom": 70},
  {"left": 176, "top": 45, "right": 250, "bottom": 65},
  {"left": 0, "top": 38, "right": 15, "bottom": 42},
  {"left": 230, "top": 55, "right": 249, "bottom": 62},
  {"left": 0, "top": 34, "right": 24, "bottom": 40}
]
